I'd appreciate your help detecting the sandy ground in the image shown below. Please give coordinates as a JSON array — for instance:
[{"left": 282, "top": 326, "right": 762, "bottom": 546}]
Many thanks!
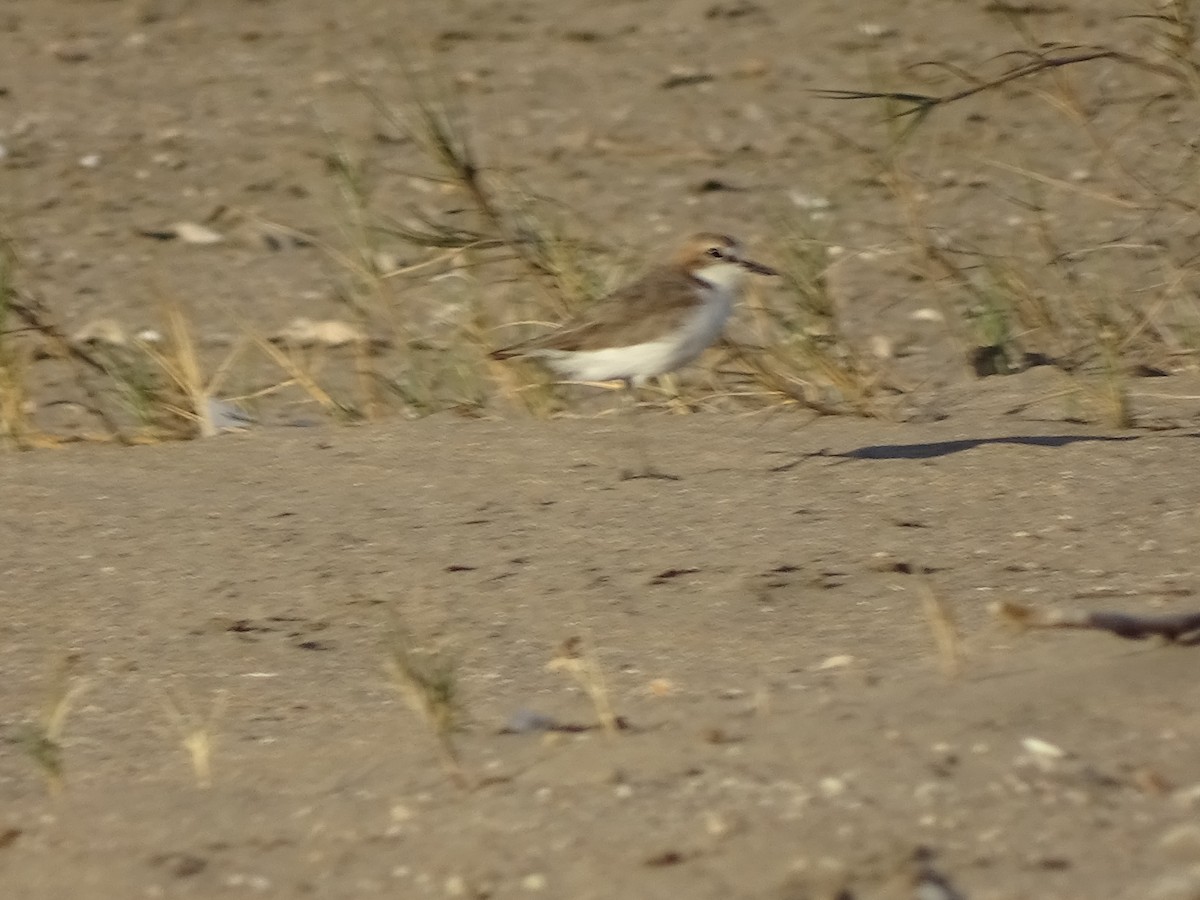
[
  {"left": 4, "top": 411, "right": 1200, "bottom": 899},
  {"left": 5, "top": 1, "right": 1200, "bottom": 899}
]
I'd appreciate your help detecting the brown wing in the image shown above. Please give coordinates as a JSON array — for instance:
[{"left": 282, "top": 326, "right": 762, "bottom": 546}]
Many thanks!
[{"left": 491, "top": 266, "right": 702, "bottom": 357}]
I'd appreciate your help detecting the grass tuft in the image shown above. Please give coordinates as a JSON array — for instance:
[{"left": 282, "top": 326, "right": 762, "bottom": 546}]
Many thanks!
[
  {"left": 160, "top": 685, "right": 227, "bottom": 789},
  {"left": 16, "top": 654, "right": 89, "bottom": 796},
  {"left": 814, "top": 4, "right": 1200, "bottom": 426},
  {"left": 547, "top": 635, "right": 621, "bottom": 736},
  {"left": 11, "top": 7, "right": 1200, "bottom": 441},
  {"left": 385, "top": 618, "right": 470, "bottom": 789}
]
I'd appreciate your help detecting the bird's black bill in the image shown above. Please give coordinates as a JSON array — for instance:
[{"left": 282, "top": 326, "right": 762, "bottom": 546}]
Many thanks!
[{"left": 741, "top": 258, "right": 779, "bottom": 276}]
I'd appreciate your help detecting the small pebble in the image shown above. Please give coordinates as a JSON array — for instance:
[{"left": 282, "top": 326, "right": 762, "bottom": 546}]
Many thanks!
[
  {"left": 521, "top": 873, "right": 547, "bottom": 891},
  {"left": 1161, "top": 824, "right": 1200, "bottom": 860},
  {"left": 502, "top": 709, "right": 558, "bottom": 734},
  {"left": 815, "top": 654, "right": 854, "bottom": 670}
]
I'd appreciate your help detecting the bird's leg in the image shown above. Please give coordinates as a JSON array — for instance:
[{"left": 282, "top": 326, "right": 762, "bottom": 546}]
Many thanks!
[{"left": 618, "top": 378, "right": 679, "bottom": 481}]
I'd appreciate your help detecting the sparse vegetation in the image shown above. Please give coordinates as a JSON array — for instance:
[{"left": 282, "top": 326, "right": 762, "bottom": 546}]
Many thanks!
[
  {"left": 159, "top": 684, "right": 227, "bottom": 789},
  {"left": 5, "top": 5, "right": 1200, "bottom": 439},
  {"left": 0, "top": 239, "right": 37, "bottom": 448},
  {"left": 15, "top": 654, "right": 88, "bottom": 796},
  {"left": 817, "top": 3, "right": 1200, "bottom": 426},
  {"left": 385, "top": 618, "right": 470, "bottom": 789},
  {"left": 546, "top": 635, "right": 621, "bottom": 736},
  {"left": 8, "top": 5, "right": 1200, "bottom": 898},
  {"left": 915, "top": 575, "right": 964, "bottom": 679}
]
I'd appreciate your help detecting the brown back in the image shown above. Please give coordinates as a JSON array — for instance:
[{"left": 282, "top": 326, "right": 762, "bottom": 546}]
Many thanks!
[{"left": 492, "top": 264, "right": 706, "bottom": 355}]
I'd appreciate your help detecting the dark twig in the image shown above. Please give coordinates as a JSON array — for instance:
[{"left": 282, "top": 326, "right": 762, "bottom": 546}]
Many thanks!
[
  {"left": 361, "top": 79, "right": 560, "bottom": 281},
  {"left": 814, "top": 47, "right": 1178, "bottom": 120},
  {"left": 4, "top": 271, "right": 130, "bottom": 444},
  {"left": 995, "top": 600, "right": 1200, "bottom": 644}
]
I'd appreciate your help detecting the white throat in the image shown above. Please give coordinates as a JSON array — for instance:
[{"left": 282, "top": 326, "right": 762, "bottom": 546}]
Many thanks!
[{"left": 691, "top": 260, "right": 747, "bottom": 295}]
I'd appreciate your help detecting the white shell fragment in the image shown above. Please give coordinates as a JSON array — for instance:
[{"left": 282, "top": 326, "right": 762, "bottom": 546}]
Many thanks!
[
  {"left": 815, "top": 654, "right": 855, "bottom": 671},
  {"left": 140, "top": 222, "right": 224, "bottom": 244},
  {"left": 270, "top": 317, "right": 367, "bottom": 348},
  {"left": 170, "top": 222, "right": 224, "bottom": 244},
  {"left": 71, "top": 318, "right": 127, "bottom": 347},
  {"left": 207, "top": 398, "right": 256, "bottom": 432},
  {"left": 1020, "top": 737, "right": 1066, "bottom": 759}
]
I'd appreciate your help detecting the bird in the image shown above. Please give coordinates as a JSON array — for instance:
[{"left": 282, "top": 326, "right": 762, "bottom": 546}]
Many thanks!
[{"left": 490, "top": 231, "right": 778, "bottom": 479}]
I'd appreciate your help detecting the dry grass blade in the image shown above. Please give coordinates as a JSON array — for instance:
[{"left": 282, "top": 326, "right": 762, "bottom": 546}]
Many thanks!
[
  {"left": 0, "top": 295, "right": 39, "bottom": 448},
  {"left": 377, "top": 216, "right": 497, "bottom": 252},
  {"left": 814, "top": 48, "right": 1164, "bottom": 123},
  {"left": 0, "top": 239, "right": 27, "bottom": 447},
  {"left": 364, "top": 74, "right": 591, "bottom": 293},
  {"left": 317, "top": 88, "right": 574, "bottom": 420},
  {"left": 384, "top": 621, "right": 470, "bottom": 789},
  {"left": 1, "top": 235, "right": 130, "bottom": 443},
  {"left": 547, "top": 635, "right": 621, "bottom": 735},
  {"left": 143, "top": 297, "right": 217, "bottom": 437},
  {"left": 17, "top": 654, "right": 89, "bottom": 796},
  {"left": 160, "top": 685, "right": 227, "bottom": 788},
  {"left": 724, "top": 337, "right": 879, "bottom": 417},
  {"left": 975, "top": 155, "right": 1142, "bottom": 210},
  {"left": 916, "top": 576, "right": 963, "bottom": 678},
  {"left": 364, "top": 80, "right": 543, "bottom": 271},
  {"left": 252, "top": 333, "right": 347, "bottom": 417},
  {"left": 1124, "top": 1, "right": 1200, "bottom": 87}
]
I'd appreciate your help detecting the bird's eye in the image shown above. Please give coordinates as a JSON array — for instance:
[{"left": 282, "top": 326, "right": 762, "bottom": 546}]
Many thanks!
[{"left": 706, "top": 247, "right": 723, "bottom": 259}]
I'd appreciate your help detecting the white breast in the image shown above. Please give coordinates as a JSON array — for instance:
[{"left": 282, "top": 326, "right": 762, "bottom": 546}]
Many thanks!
[{"left": 534, "top": 283, "right": 736, "bottom": 386}]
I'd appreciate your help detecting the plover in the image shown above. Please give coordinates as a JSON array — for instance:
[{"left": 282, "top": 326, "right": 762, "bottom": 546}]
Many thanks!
[{"left": 491, "top": 232, "right": 778, "bottom": 478}]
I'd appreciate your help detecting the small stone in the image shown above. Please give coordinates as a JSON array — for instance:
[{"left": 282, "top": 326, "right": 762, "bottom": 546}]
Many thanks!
[
  {"left": 71, "top": 318, "right": 127, "bottom": 348},
  {"left": 789, "top": 191, "right": 832, "bottom": 210},
  {"left": 171, "top": 222, "right": 224, "bottom": 244},
  {"left": 815, "top": 654, "right": 854, "bottom": 671},
  {"left": 207, "top": 399, "right": 256, "bottom": 432},
  {"left": 312, "top": 70, "right": 346, "bottom": 87},
  {"left": 818, "top": 776, "right": 846, "bottom": 797},
  {"left": 1161, "top": 824, "right": 1200, "bottom": 860},
  {"left": 1020, "top": 737, "right": 1067, "bottom": 760},
  {"left": 869, "top": 551, "right": 910, "bottom": 573},
  {"left": 869, "top": 335, "right": 893, "bottom": 360},
  {"left": 48, "top": 40, "right": 93, "bottom": 62},
  {"left": 501, "top": 709, "right": 558, "bottom": 734},
  {"left": 1146, "top": 865, "right": 1200, "bottom": 900},
  {"left": 706, "top": 1, "right": 766, "bottom": 19},
  {"left": 704, "top": 812, "right": 735, "bottom": 837},
  {"left": 140, "top": 222, "right": 224, "bottom": 244},
  {"left": 661, "top": 69, "right": 715, "bottom": 89},
  {"left": 646, "top": 678, "right": 675, "bottom": 697},
  {"left": 372, "top": 251, "right": 402, "bottom": 273},
  {"left": 857, "top": 22, "right": 898, "bottom": 39},
  {"left": 270, "top": 318, "right": 367, "bottom": 348},
  {"left": 731, "top": 58, "right": 769, "bottom": 78},
  {"left": 521, "top": 873, "right": 547, "bottom": 891},
  {"left": 390, "top": 804, "right": 413, "bottom": 822}
]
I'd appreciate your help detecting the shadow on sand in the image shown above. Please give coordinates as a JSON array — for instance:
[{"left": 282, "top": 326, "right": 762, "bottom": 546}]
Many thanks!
[{"left": 837, "top": 433, "right": 1140, "bottom": 461}]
